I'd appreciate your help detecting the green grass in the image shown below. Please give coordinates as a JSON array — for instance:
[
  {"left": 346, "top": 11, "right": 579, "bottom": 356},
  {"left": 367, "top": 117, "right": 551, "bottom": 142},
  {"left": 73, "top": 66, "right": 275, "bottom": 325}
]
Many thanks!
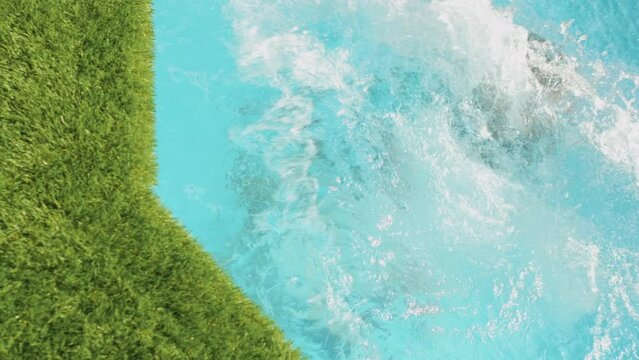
[{"left": 0, "top": 1, "right": 300, "bottom": 358}]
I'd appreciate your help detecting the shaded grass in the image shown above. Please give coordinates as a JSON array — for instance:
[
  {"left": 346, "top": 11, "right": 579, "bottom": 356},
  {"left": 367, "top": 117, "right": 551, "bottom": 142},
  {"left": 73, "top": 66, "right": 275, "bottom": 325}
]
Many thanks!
[{"left": 0, "top": 1, "right": 300, "bottom": 358}]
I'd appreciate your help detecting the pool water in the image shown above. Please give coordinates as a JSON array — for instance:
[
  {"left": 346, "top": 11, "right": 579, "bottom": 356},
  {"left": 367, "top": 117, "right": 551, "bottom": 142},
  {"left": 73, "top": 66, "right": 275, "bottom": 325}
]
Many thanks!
[{"left": 154, "top": 0, "right": 639, "bottom": 358}]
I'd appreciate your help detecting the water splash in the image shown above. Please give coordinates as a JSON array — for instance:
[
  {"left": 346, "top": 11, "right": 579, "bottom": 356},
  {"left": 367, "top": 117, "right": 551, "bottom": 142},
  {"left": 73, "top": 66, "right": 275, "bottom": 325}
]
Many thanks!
[{"left": 222, "top": 0, "right": 639, "bottom": 358}]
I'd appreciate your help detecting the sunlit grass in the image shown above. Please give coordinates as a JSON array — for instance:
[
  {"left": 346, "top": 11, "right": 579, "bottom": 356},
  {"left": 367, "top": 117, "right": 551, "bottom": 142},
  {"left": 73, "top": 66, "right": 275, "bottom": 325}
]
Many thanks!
[{"left": 0, "top": 1, "right": 300, "bottom": 358}]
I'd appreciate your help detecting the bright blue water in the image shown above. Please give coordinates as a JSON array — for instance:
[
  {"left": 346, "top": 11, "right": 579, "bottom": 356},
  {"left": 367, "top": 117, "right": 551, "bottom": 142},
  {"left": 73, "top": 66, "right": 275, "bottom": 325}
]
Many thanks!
[{"left": 154, "top": 1, "right": 639, "bottom": 358}]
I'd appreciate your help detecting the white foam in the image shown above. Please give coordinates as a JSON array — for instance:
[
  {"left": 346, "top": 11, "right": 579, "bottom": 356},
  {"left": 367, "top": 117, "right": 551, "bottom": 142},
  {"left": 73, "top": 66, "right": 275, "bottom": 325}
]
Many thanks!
[
  {"left": 237, "top": 32, "right": 351, "bottom": 91},
  {"left": 582, "top": 106, "right": 639, "bottom": 184},
  {"left": 364, "top": 0, "right": 534, "bottom": 98}
]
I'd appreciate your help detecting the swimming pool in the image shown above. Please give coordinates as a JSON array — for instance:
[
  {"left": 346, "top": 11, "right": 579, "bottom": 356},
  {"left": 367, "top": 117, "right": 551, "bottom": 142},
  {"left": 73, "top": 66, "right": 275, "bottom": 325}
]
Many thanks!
[{"left": 154, "top": 0, "right": 639, "bottom": 358}]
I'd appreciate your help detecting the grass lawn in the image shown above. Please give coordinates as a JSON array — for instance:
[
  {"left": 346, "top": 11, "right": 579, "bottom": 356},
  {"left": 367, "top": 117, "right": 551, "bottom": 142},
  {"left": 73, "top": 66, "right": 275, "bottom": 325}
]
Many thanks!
[{"left": 0, "top": 1, "right": 300, "bottom": 358}]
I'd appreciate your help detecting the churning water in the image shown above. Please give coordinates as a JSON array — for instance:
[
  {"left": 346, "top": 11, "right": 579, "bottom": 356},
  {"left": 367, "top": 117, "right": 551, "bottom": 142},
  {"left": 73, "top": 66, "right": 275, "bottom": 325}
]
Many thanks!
[{"left": 154, "top": 0, "right": 639, "bottom": 358}]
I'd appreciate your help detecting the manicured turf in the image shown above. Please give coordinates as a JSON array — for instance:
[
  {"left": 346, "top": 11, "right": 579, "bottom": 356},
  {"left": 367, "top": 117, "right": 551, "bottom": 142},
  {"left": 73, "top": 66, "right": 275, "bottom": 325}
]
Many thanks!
[{"left": 0, "top": 1, "right": 300, "bottom": 358}]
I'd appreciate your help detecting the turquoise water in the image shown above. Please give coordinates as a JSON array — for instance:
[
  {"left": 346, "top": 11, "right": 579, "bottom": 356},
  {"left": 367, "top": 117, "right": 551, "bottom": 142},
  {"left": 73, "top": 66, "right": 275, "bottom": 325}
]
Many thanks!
[{"left": 154, "top": 1, "right": 639, "bottom": 358}]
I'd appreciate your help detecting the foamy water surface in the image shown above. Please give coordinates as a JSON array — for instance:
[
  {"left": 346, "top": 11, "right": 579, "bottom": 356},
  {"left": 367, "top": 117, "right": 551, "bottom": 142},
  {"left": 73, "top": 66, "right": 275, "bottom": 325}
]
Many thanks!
[{"left": 154, "top": 0, "right": 639, "bottom": 358}]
